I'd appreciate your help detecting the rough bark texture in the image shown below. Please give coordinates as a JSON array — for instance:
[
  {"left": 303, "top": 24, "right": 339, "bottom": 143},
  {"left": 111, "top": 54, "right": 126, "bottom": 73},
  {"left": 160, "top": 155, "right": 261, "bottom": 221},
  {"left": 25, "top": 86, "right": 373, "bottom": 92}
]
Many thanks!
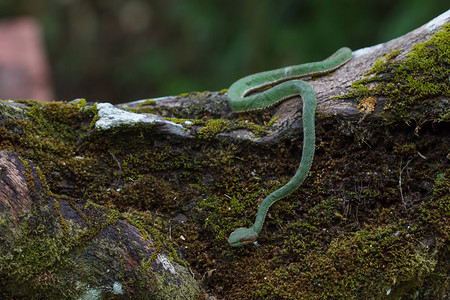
[
  {"left": 0, "top": 11, "right": 449, "bottom": 300},
  {"left": 0, "top": 150, "right": 200, "bottom": 299},
  {"left": 116, "top": 10, "right": 449, "bottom": 144}
]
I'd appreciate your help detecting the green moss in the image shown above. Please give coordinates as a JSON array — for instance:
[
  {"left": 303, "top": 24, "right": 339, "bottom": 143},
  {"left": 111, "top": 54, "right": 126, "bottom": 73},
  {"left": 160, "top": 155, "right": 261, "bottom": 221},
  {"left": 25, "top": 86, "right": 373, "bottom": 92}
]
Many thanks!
[
  {"left": 98, "top": 175, "right": 181, "bottom": 212},
  {"left": 419, "top": 171, "right": 450, "bottom": 241},
  {"left": 0, "top": 43, "right": 447, "bottom": 298},
  {"left": 1, "top": 150, "right": 186, "bottom": 298},
  {"left": 284, "top": 225, "right": 435, "bottom": 299},
  {"left": 164, "top": 117, "right": 206, "bottom": 131},
  {"left": 120, "top": 146, "right": 202, "bottom": 176},
  {"left": 123, "top": 211, "right": 190, "bottom": 273},
  {"left": 191, "top": 143, "right": 301, "bottom": 246},
  {"left": 282, "top": 197, "right": 344, "bottom": 255},
  {"left": 89, "top": 102, "right": 100, "bottom": 128},
  {"left": 195, "top": 116, "right": 279, "bottom": 140},
  {"left": 0, "top": 100, "right": 26, "bottom": 120},
  {"left": 266, "top": 115, "right": 280, "bottom": 127},
  {"left": 0, "top": 212, "right": 85, "bottom": 299},
  {"left": 393, "top": 142, "right": 417, "bottom": 157},
  {"left": 124, "top": 214, "right": 163, "bottom": 268},
  {"left": 0, "top": 156, "right": 92, "bottom": 298},
  {"left": 367, "top": 49, "right": 402, "bottom": 74},
  {"left": 71, "top": 98, "right": 87, "bottom": 108},
  {"left": 137, "top": 99, "right": 157, "bottom": 108},
  {"left": 322, "top": 226, "right": 435, "bottom": 298},
  {"left": 0, "top": 101, "right": 97, "bottom": 178},
  {"left": 70, "top": 204, "right": 120, "bottom": 249},
  {"left": 337, "top": 24, "right": 450, "bottom": 124},
  {"left": 121, "top": 99, "right": 159, "bottom": 115},
  {"left": 176, "top": 90, "right": 210, "bottom": 98},
  {"left": 224, "top": 223, "right": 437, "bottom": 299},
  {"left": 196, "top": 118, "right": 233, "bottom": 139},
  {"left": 0, "top": 100, "right": 202, "bottom": 297}
]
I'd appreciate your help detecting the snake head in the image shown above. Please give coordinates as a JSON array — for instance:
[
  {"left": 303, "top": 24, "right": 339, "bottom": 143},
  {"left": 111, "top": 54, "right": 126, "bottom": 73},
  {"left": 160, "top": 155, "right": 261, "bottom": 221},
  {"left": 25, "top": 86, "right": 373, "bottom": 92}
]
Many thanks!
[{"left": 228, "top": 227, "right": 258, "bottom": 247}]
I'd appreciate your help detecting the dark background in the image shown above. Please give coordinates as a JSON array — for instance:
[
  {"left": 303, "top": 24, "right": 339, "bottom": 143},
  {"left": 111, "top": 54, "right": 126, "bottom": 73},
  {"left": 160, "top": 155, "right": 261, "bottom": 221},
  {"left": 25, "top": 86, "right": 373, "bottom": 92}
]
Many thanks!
[{"left": 0, "top": 0, "right": 448, "bottom": 103}]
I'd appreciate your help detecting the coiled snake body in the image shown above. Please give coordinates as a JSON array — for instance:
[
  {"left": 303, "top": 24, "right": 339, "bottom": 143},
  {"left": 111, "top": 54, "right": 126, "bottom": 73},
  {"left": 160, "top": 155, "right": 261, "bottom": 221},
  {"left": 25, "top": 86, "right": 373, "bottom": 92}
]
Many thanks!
[{"left": 226, "top": 47, "right": 352, "bottom": 246}]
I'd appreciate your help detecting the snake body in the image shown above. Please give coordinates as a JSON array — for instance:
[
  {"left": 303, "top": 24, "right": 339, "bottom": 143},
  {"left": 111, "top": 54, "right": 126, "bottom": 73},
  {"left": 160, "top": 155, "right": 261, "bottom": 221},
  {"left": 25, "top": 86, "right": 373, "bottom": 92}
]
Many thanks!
[{"left": 226, "top": 47, "right": 352, "bottom": 246}]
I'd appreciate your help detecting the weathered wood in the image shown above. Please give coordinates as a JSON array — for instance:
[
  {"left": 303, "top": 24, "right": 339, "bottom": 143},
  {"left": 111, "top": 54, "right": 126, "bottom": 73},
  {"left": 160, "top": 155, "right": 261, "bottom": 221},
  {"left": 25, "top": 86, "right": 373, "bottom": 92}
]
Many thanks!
[{"left": 115, "top": 10, "right": 449, "bottom": 144}]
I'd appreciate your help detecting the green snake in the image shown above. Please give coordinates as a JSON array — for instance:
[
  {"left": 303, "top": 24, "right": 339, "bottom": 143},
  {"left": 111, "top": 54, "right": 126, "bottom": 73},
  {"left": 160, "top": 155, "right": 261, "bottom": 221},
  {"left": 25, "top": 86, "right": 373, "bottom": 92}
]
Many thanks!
[{"left": 226, "top": 47, "right": 352, "bottom": 246}]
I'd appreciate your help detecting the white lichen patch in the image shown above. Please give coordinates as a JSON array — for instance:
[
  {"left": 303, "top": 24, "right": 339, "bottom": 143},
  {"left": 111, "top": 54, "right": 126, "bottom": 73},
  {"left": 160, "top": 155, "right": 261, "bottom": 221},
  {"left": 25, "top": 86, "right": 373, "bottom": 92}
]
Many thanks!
[
  {"left": 95, "top": 103, "right": 147, "bottom": 129},
  {"left": 95, "top": 102, "right": 189, "bottom": 136},
  {"left": 112, "top": 281, "right": 123, "bottom": 294},
  {"left": 157, "top": 253, "right": 176, "bottom": 274},
  {"left": 75, "top": 282, "right": 101, "bottom": 300}
]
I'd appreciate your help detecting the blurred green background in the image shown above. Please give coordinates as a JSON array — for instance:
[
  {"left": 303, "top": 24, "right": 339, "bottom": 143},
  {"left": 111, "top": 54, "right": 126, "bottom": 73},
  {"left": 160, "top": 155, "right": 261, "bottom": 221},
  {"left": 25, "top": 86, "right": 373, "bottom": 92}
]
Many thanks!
[{"left": 0, "top": 0, "right": 447, "bottom": 103}]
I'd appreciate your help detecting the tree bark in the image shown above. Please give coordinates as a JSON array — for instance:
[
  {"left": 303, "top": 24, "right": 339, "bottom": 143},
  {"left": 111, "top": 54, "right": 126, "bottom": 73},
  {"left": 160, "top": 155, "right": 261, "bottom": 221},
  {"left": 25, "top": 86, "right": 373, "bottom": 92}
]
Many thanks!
[
  {"left": 0, "top": 150, "right": 201, "bottom": 299},
  {"left": 114, "top": 10, "right": 449, "bottom": 144},
  {"left": 0, "top": 10, "right": 449, "bottom": 300}
]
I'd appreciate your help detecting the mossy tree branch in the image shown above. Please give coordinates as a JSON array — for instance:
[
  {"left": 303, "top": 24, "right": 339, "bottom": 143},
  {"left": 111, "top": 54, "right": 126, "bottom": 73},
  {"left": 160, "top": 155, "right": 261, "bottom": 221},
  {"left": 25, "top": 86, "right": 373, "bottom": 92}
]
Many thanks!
[
  {"left": 117, "top": 10, "right": 449, "bottom": 144},
  {"left": 0, "top": 11, "right": 448, "bottom": 300}
]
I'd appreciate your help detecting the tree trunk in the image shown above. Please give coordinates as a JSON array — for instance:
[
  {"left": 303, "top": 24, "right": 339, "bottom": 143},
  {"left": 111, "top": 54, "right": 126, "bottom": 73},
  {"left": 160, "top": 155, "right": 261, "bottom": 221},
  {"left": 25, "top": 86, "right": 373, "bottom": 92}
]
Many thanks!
[
  {"left": 0, "top": 150, "right": 201, "bottom": 299},
  {"left": 0, "top": 10, "right": 449, "bottom": 300}
]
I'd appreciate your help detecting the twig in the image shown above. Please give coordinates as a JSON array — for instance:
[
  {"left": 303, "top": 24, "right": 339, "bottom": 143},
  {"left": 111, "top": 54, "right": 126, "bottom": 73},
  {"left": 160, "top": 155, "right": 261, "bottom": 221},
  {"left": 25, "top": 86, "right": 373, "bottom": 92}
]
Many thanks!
[
  {"left": 398, "top": 158, "right": 413, "bottom": 212},
  {"left": 109, "top": 150, "right": 122, "bottom": 187}
]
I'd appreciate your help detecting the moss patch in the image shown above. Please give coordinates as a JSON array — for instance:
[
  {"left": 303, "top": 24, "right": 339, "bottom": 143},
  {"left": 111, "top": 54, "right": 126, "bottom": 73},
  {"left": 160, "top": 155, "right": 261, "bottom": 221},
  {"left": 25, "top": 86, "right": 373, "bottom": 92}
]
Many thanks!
[
  {"left": 419, "top": 172, "right": 450, "bottom": 241},
  {"left": 337, "top": 23, "right": 450, "bottom": 126}
]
